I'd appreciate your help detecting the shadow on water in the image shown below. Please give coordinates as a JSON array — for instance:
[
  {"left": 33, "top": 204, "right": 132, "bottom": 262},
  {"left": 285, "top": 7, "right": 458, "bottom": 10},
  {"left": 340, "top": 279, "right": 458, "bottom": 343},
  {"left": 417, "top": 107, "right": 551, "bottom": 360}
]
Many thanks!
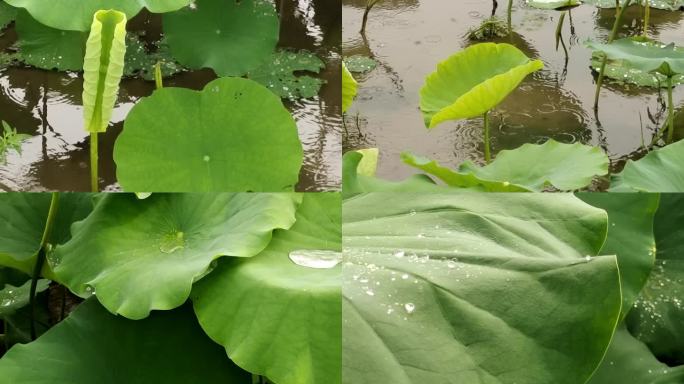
[
  {"left": 0, "top": 0, "right": 341, "bottom": 191},
  {"left": 342, "top": 0, "right": 684, "bottom": 184}
]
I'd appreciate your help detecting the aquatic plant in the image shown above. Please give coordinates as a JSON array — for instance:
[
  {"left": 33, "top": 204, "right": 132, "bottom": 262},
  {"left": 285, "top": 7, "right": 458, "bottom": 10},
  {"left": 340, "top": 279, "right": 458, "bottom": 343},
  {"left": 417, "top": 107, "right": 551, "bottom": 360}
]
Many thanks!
[
  {"left": 360, "top": 0, "right": 382, "bottom": 34},
  {"left": 342, "top": 62, "right": 357, "bottom": 114},
  {"left": 0, "top": 121, "right": 30, "bottom": 165},
  {"left": 419, "top": 43, "right": 543, "bottom": 163},
  {"left": 81, "top": 10, "right": 127, "bottom": 192}
]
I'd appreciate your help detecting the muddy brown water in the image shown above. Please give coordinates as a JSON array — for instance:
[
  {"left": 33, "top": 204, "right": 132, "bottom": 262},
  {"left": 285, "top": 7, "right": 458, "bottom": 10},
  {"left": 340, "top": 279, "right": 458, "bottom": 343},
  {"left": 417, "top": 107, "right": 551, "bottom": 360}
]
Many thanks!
[
  {"left": 0, "top": 0, "right": 342, "bottom": 192},
  {"left": 343, "top": 0, "right": 684, "bottom": 185}
]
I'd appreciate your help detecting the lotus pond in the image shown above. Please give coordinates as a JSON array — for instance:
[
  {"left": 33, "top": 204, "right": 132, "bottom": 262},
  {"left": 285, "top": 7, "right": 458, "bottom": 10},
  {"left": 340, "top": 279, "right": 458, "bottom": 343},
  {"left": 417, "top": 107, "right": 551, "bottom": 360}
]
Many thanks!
[
  {"left": 342, "top": 0, "right": 684, "bottom": 190},
  {"left": 0, "top": 0, "right": 342, "bottom": 192}
]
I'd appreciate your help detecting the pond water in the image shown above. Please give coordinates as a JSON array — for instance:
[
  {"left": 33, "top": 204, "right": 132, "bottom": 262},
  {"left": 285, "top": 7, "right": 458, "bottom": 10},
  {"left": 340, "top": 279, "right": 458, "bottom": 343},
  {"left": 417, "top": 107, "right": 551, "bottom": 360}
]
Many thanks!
[
  {"left": 342, "top": 0, "right": 684, "bottom": 184},
  {"left": 0, "top": 0, "right": 342, "bottom": 191}
]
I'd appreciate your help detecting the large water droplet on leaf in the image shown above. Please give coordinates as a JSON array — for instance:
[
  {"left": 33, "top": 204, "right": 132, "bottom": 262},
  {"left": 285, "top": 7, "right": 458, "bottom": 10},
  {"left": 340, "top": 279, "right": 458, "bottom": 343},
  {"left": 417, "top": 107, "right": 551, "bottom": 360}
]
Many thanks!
[
  {"left": 159, "top": 231, "right": 186, "bottom": 254},
  {"left": 288, "top": 250, "right": 342, "bottom": 269}
]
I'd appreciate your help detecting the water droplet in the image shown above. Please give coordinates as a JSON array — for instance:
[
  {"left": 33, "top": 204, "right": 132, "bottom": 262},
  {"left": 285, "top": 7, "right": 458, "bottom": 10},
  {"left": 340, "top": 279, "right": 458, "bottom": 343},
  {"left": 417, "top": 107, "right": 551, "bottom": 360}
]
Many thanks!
[
  {"left": 365, "top": 289, "right": 375, "bottom": 296},
  {"left": 288, "top": 250, "right": 342, "bottom": 269},
  {"left": 203, "top": 155, "right": 211, "bottom": 162},
  {"left": 1, "top": 298, "right": 12, "bottom": 307},
  {"left": 215, "top": 29, "right": 221, "bottom": 35},
  {"left": 447, "top": 260, "right": 457, "bottom": 269},
  {"left": 393, "top": 250, "right": 405, "bottom": 258},
  {"left": 585, "top": 255, "right": 591, "bottom": 261},
  {"left": 404, "top": 303, "right": 415, "bottom": 314},
  {"left": 160, "top": 231, "right": 185, "bottom": 254},
  {"left": 401, "top": 274, "right": 409, "bottom": 280}
]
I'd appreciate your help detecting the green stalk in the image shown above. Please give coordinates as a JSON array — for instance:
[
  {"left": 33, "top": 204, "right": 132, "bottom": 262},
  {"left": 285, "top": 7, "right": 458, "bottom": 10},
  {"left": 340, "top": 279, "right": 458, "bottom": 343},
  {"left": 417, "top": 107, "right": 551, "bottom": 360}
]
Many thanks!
[
  {"left": 90, "top": 132, "right": 98, "bottom": 192},
  {"left": 29, "top": 192, "right": 60, "bottom": 340},
  {"left": 643, "top": 0, "right": 650, "bottom": 37},
  {"left": 154, "top": 62, "right": 163, "bottom": 89},
  {"left": 483, "top": 111, "right": 491, "bottom": 164},
  {"left": 507, "top": 0, "right": 513, "bottom": 35},
  {"left": 666, "top": 75, "right": 675, "bottom": 144},
  {"left": 594, "top": 0, "right": 633, "bottom": 109}
]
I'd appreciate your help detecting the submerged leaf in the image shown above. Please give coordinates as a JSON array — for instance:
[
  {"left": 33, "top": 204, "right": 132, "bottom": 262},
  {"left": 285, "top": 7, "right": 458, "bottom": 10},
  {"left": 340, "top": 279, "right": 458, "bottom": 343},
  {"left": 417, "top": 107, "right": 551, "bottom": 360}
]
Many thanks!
[
  {"left": 342, "top": 62, "right": 357, "bottom": 113},
  {"left": 193, "top": 193, "right": 341, "bottom": 384},
  {"left": 403, "top": 139, "right": 609, "bottom": 192},
  {"left": 123, "top": 34, "right": 185, "bottom": 80},
  {"left": 52, "top": 193, "right": 300, "bottom": 319},
  {"left": 526, "top": 0, "right": 582, "bottom": 10},
  {"left": 4, "top": 0, "right": 193, "bottom": 31},
  {"left": 343, "top": 55, "right": 377, "bottom": 73},
  {"left": 343, "top": 193, "right": 621, "bottom": 384},
  {"left": 0, "top": 298, "right": 252, "bottom": 383},
  {"left": 82, "top": 10, "right": 127, "bottom": 133},
  {"left": 113, "top": 77, "right": 304, "bottom": 192},
  {"left": 15, "top": 10, "right": 87, "bottom": 71},
  {"left": 248, "top": 50, "right": 325, "bottom": 99},
  {"left": 610, "top": 139, "right": 684, "bottom": 192},
  {"left": 591, "top": 50, "right": 684, "bottom": 89},
  {"left": 164, "top": 0, "right": 279, "bottom": 77},
  {"left": 420, "top": 43, "right": 543, "bottom": 128}
]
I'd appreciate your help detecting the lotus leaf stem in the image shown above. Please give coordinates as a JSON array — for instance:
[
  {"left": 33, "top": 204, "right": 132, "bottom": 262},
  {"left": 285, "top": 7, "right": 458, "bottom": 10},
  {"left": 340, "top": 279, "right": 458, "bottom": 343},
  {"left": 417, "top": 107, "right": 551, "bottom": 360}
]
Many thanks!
[
  {"left": 507, "top": 0, "right": 513, "bottom": 35},
  {"left": 360, "top": 0, "right": 380, "bottom": 34},
  {"left": 154, "top": 62, "right": 164, "bottom": 89},
  {"left": 90, "top": 132, "right": 98, "bottom": 192},
  {"left": 643, "top": 0, "right": 650, "bottom": 38},
  {"left": 556, "top": 11, "right": 568, "bottom": 62},
  {"left": 594, "top": 0, "right": 633, "bottom": 109},
  {"left": 667, "top": 76, "right": 674, "bottom": 144},
  {"left": 483, "top": 111, "right": 491, "bottom": 163},
  {"left": 29, "top": 192, "right": 59, "bottom": 340}
]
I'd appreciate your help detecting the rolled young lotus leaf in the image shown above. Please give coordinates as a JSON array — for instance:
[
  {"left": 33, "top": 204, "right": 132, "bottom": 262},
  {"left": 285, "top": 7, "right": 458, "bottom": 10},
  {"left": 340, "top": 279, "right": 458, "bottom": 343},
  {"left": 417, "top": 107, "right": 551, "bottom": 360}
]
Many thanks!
[{"left": 82, "top": 9, "right": 127, "bottom": 134}]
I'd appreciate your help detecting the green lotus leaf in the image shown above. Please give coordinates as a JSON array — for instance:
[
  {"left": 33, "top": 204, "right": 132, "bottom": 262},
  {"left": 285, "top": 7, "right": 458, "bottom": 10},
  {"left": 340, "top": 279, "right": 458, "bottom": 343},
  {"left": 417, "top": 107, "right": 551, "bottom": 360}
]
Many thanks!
[
  {"left": 354, "top": 148, "right": 379, "bottom": 177},
  {"left": 113, "top": 77, "right": 304, "bottom": 192},
  {"left": 626, "top": 195, "right": 684, "bottom": 364},
  {"left": 192, "top": 193, "right": 341, "bottom": 384},
  {"left": 343, "top": 193, "right": 621, "bottom": 384},
  {"left": 403, "top": 140, "right": 609, "bottom": 192},
  {"left": 610, "top": 139, "right": 684, "bottom": 192},
  {"left": 526, "top": 0, "right": 582, "bottom": 10},
  {"left": 587, "top": 38, "right": 684, "bottom": 77},
  {"left": 0, "top": 279, "right": 49, "bottom": 317},
  {"left": 0, "top": 193, "right": 94, "bottom": 274},
  {"left": 342, "top": 151, "right": 441, "bottom": 199},
  {"left": 342, "top": 62, "right": 357, "bottom": 113},
  {"left": 588, "top": 326, "right": 684, "bottom": 384},
  {"left": 163, "top": 0, "right": 279, "bottom": 77},
  {"left": 82, "top": 10, "right": 127, "bottom": 134},
  {"left": 578, "top": 193, "right": 659, "bottom": 320},
  {"left": 0, "top": 298, "right": 252, "bottom": 383},
  {"left": 52, "top": 193, "right": 300, "bottom": 320},
  {"left": 590, "top": 51, "right": 684, "bottom": 89},
  {"left": 4, "top": 0, "right": 193, "bottom": 31},
  {"left": 420, "top": 43, "right": 543, "bottom": 128},
  {"left": 248, "top": 50, "right": 325, "bottom": 99},
  {"left": 583, "top": 0, "right": 684, "bottom": 10},
  {"left": 344, "top": 55, "right": 377, "bottom": 73},
  {"left": 0, "top": 1, "right": 18, "bottom": 30},
  {"left": 15, "top": 10, "right": 86, "bottom": 71}
]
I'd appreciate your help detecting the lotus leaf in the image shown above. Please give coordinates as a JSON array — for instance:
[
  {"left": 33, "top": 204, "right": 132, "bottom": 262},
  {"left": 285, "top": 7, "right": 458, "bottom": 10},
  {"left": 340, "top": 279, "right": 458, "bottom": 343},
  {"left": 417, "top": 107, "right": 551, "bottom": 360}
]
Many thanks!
[
  {"left": 526, "top": 0, "right": 582, "bottom": 10},
  {"left": 0, "top": 298, "right": 252, "bottom": 383},
  {"left": 420, "top": 43, "right": 543, "bottom": 128},
  {"left": 15, "top": 10, "right": 86, "bottom": 71},
  {"left": 248, "top": 50, "right": 325, "bottom": 99},
  {"left": 52, "top": 193, "right": 300, "bottom": 320},
  {"left": 588, "top": 326, "right": 684, "bottom": 384},
  {"left": 343, "top": 193, "right": 621, "bottom": 384},
  {"left": 192, "top": 193, "right": 341, "bottom": 384},
  {"left": 591, "top": 50, "right": 684, "bottom": 89},
  {"left": 4, "top": 0, "right": 193, "bottom": 31},
  {"left": 0, "top": 279, "right": 49, "bottom": 317},
  {"left": 610, "top": 139, "right": 684, "bottom": 192},
  {"left": 0, "top": 193, "right": 93, "bottom": 274},
  {"left": 587, "top": 38, "right": 684, "bottom": 77},
  {"left": 354, "top": 148, "right": 379, "bottom": 177},
  {"left": 583, "top": 0, "right": 684, "bottom": 10},
  {"left": 113, "top": 77, "right": 304, "bottom": 192},
  {"left": 344, "top": 55, "right": 377, "bottom": 73},
  {"left": 82, "top": 10, "right": 126, "bottom": 134},
  {"left": 124, "top": 34, "right": 185, "bottom": 80},
  {"left": 163, "top": 0, "right": 279, "bottom": 77},
  {"left": 578, "top": 193, "right": 659, "bottom": 319},
  {"left": 342, "top": 151, "right": 441, "bottom": 199},
  {"left": 626, "top": 195, "right": 684, "bottom": 364},
  {"left": 403, "top": 140, "right": 609, "bottom": 192},
  {"left": 342, "top": 62, "right": 357, "bottom": 113},
  {"left": 0, "top": 1, "right": 17, "bottom": 30}
]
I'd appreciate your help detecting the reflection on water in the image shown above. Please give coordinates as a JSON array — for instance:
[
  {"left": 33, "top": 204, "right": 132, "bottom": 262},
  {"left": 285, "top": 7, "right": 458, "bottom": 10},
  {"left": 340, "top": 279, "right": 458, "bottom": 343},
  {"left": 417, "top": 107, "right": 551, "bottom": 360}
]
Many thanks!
[
  {"left": 0, "top": 0, "right": 341, "bottom": 191},
  {"left": 342, "top": 0, "right": 684, "bottom": 183}
]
